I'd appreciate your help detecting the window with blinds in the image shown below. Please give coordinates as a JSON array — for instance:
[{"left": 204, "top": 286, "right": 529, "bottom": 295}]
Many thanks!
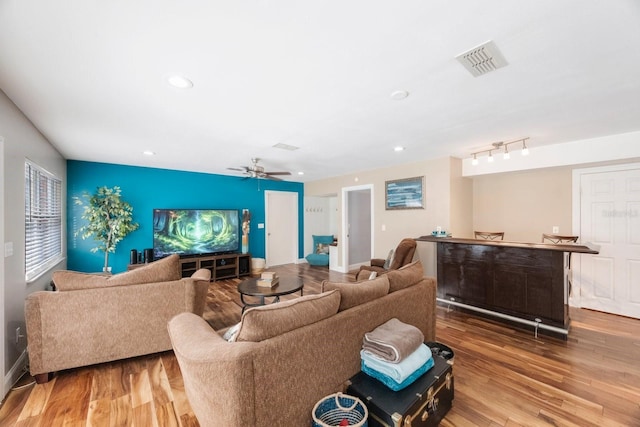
[{"left": 25, "top": 160, "right": 63, "bottom": 282}]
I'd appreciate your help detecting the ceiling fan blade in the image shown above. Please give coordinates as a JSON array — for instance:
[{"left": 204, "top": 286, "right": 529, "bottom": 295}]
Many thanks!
[
  {"left": 227, "top": 167, "right": 246, "bottom": 172},
  {"left": 264, "top": 171, "right": 291, "bottom": 176}
]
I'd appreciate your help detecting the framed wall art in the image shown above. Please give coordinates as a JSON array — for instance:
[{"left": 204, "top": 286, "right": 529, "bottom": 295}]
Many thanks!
[{"left": 385, "top": 176, "right": 425, "bottom": 210}]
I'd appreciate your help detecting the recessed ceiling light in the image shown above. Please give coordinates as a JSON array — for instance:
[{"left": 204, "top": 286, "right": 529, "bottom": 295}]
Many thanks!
[
  {"left": 394, "top": 146, "right": 405, "bottom": 152},
  {"left": 390, "top": 90, "right": 409, "bottom": 100},
  {"left": 167, "top": 75, "right": 193, "bottom": 89},
  {"left": 273, "top": 143, "right": 300, "bottom": 151},
  {"left": 143, "top": 150, "right": 156, "bottom": 156},
  {"left": 297, "top": 171, "right": 304, "bottom": 175}
]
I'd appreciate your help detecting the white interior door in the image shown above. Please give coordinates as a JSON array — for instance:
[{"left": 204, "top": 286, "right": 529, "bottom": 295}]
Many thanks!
[
  {"left": 265, "top": 190, "right": 298, "bottom": 267},
  {"left": 576, "top": 164, "right": 640, "bottom": 318}
]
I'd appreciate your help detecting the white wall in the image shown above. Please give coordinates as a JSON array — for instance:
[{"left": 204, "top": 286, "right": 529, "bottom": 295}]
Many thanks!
[
  {"left": 0, "top": 90, "right": 66, "bottom": 396},
  {"left": 305, "top": 157, "right": 468, "bottom": 276},
  {"left": 463, "top": 131, "right": 640, "bottom": 176},
  {"left": 472, "top": 167, "right": 573, "bottom": 242},
  {"left": 303, "top": 195, "right": 336, "bottom": 256},
  {"left": 0, "top": 136, "right": 5, "bottom": 397}
]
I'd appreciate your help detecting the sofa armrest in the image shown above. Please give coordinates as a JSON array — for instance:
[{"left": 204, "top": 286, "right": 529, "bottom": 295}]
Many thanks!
[
  {"left": 419, "top": 277, "right": 438, "bottom": 342},
  {"left": 191, "top": 268, "right": 211, "bottom": 282},
  {"left": 168, "top": 312, "right": 260, "bottom": 425},
  {"left": 370, "top": 258, "right": 386, "bottom": 268},
  {"left": 185, "top": 268, "right": 211, "bottom": 315}
]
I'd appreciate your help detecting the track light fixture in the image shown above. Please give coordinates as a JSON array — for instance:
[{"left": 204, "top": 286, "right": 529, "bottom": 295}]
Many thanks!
[{"left": 470, "top": 138, "right": 530, "bottom": 165}]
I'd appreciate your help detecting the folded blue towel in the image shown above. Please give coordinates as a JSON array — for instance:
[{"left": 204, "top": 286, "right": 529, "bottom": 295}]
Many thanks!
[
  {"left": 361, "top": 357, "right": 434, "bottom": 391},
  {"left": 361, "top": 343, "right": 432, "bottom": 383}
]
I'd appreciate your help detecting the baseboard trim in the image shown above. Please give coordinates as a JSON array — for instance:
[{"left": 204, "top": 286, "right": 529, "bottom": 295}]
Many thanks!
[{"left": 3, "top": 350, "right": 28, "bottom": 398}]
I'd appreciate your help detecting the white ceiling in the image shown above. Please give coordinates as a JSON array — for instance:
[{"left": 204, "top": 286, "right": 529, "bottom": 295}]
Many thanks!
[{"left": 1, "top": 1, "right": 640, "bottom": 182}]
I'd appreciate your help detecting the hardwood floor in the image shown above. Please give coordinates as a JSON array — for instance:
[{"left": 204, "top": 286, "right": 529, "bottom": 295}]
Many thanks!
[{"left": 1, "top": 263, "right": 639, "bottom": 426}]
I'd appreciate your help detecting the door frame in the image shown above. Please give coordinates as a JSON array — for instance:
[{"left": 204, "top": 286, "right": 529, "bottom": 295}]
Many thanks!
[
  {"left": 264, "top": 190, "right": 299, "bottom": 267},
  {"left": 0, "top": 137, "right": 5, "bottom": 398},
  {"left": 571, "top": 162, "right": 640, "bottom": 308},
  {"left": 341, "top": 184, "right": 374, "bottom": 273}
]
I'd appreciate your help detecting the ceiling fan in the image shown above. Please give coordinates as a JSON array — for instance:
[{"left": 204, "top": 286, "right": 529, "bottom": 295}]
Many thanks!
[{"left": 227, "top": 158, "right": 291, "bottom": 181}]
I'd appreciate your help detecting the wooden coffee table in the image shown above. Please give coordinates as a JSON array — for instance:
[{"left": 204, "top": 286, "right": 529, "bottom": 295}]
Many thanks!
[{"left": 237, "top": 276, "right": 304, "bottom": 313}]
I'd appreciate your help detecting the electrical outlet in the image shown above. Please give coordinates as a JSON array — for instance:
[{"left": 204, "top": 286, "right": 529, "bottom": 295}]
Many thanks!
[{"left": 552, "top": 226, "right": 559, "bottom": 234}]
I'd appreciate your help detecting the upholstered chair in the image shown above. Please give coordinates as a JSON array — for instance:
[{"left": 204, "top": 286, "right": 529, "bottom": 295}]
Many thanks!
[{"left": 358, "top": 238, "right": 417, "bottom": 276}]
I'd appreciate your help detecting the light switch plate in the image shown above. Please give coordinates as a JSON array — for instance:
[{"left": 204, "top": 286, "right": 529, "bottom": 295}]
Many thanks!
[{"left": 4, "top": 241, "right": 14, "bottom": 257}]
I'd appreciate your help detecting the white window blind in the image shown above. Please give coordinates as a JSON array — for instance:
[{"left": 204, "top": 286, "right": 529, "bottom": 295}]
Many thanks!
[{"left": 25, "top": 160, "right": 63, "bottom": 282}]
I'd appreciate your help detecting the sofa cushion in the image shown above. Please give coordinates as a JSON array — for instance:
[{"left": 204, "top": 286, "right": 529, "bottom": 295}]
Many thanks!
[
  {"left": 54, "top": 254, "right": 181, "bottom": 291},
  {"left": 222, "top": 322, "right": 241, "bottom": 342},
  {"left": 316, "top": 243, "right": 330, "bottom": 254},
  {"left": 321, "top": 275, "right": 389, "bottom": 311},
  {"left": 52, "top": 270, "right": 109, "bottom": 290},
  {"left": 234, "top": 290, "right": 340, "bottom": 342},
  {"left": 107, "top": 254, "right": 181, "bottom": 285},
  {"left": 386, "top": 260, "right": 424, "bottom": 293}
]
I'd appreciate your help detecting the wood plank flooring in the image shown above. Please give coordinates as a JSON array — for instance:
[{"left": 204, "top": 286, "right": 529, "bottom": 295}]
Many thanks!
[{"left": 1, "top": 263, "right": 639, "bottom": 426}]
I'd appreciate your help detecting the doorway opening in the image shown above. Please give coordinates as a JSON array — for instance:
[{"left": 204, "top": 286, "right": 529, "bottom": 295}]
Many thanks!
[{"left": 342, "top": 185, "right": 374, "bottom": 272}]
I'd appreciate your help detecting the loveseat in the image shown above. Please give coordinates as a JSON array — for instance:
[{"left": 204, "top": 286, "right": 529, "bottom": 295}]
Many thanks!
[
  {"left": 25, "top": 254, "right": 210, "bottom": 383},
  {"left": 168, "top": 260, "right": 435, "bottom": 426}
]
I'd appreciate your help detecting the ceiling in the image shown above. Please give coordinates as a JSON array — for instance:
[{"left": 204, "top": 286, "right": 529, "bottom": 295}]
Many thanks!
[{"left": 1, "top": 1, "right": 640, "bottom": 182}]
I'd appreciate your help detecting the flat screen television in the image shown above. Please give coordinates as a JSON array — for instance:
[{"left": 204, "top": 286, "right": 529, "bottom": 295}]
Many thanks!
[{"left": 153, "top": 209, "right": 240, "bottom": 258}]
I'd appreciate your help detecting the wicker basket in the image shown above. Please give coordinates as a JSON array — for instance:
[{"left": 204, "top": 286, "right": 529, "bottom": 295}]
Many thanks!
[
  {"left": 251, "top": 257, "right": 265, "bottom": 276},
  {"left": 312, "top": 392, "right": 368, "bottom": 427}
]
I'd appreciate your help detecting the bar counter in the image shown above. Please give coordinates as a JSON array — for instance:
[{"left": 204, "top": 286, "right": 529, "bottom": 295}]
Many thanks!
[{"left": 416, "top": 235, "right": 599, "bottom": 339}]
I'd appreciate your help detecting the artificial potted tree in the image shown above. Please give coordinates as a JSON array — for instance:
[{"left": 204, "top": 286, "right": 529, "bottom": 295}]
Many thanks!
[{"left": 74, "top": 186, "right": 139, "bottom": 272}]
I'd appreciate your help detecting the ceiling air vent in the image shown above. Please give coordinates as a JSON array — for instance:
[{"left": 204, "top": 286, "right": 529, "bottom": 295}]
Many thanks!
[{"left": 456, "top": 40, "right": 508, "bottom": 77}]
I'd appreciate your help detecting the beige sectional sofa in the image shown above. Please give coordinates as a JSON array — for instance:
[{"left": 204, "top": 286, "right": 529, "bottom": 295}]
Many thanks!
[
  {"left": 168, "top": 260, "right": 436, "bottom": 426},
  {"left": 25, "top": 254, "right": 210, "bottom": 383}
]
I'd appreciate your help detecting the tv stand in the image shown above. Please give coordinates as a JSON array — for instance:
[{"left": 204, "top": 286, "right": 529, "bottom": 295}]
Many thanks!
[{"left": 179, "top": 253, "right": 251, "bottom": 281}]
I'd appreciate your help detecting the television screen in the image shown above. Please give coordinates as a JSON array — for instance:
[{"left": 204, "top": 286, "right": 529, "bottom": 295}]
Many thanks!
[{"left": 153, "top": 209, "right": 240, "bottom": 258}]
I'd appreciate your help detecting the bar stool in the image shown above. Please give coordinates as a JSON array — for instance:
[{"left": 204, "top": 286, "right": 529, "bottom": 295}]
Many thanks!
[
  {"left": 542, "top": 234, "right": 579, "bottom": 299},
  {"left": 541, "top": 234, "right": 578, "bottom": 244},
  {"left": 474, "top": 231, "right": 504, "bottom": 240}
]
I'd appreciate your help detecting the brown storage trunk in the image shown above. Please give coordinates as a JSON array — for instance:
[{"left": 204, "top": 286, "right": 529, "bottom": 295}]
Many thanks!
[{"left": 347, "top": 355, "right": 454, "bottom": 427}]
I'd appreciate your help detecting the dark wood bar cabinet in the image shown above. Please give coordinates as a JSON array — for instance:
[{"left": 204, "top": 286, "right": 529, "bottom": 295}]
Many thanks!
[{"left": 417, "top": 236, "right": 598, "bottom": 339}]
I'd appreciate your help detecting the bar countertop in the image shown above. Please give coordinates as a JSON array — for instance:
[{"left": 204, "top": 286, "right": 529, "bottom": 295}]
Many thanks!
[{"left": 416, "top": 235, "right": 599, "bottom": 254}]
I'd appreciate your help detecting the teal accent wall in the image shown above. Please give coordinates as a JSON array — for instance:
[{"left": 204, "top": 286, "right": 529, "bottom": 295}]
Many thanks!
[{"left": 67, "top": 160, "right": 304, "bottom": 273}]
